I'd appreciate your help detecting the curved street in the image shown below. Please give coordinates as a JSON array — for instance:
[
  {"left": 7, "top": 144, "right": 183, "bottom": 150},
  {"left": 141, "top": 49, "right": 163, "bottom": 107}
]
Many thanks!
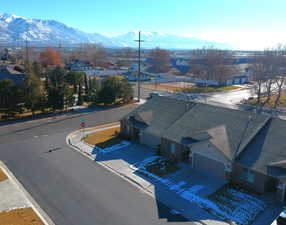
[{"left": 0, "top": 106, "right": 196, "bottom": 225}]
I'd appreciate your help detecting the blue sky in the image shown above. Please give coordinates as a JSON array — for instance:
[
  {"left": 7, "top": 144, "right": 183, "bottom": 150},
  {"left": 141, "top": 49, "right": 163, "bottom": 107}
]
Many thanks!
[{"left": 1, "top": 0, "right": 286, "bottom": 49}]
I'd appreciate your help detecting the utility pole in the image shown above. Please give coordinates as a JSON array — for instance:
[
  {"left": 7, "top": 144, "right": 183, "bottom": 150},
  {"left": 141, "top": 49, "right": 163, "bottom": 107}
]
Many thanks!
[
  {"left": 25, "top": 38, "right": 31, "bottom": 73},
  {"left": 135, "top": 31, "right": 144, "bottom": 102}
]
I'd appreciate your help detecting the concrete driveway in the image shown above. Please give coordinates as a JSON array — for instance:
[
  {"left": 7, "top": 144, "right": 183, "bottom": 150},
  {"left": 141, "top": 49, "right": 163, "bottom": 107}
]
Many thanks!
[
  {"left": 95, "top": 142, "right": 228, "bottom": 224},
  {"left": 168, "top": 163, "right": 226, "bottom": 198},
  {"left": 95, "top": 142, "right": 226, "bottom": 199}
]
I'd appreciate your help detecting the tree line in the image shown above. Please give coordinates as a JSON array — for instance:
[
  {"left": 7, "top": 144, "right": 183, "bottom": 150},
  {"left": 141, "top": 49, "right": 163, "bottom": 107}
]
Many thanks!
[
  {"left": 251, "top": 45, "right": 286, "bottom": 108},
  {"left": 0, "top": 47, "right": 133, "bottom": 119}
]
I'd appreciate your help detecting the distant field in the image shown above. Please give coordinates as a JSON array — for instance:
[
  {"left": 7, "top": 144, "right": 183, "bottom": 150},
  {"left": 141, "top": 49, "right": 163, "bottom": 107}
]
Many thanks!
[
  {"left": 143, "top": 82, "right": 240, "bottom": 93},
  {"left": 143, "top": 82, "right": 194, "bottom": 92},
  {"left": 246, "top": 92, "right": 286, "bottom": 108}
]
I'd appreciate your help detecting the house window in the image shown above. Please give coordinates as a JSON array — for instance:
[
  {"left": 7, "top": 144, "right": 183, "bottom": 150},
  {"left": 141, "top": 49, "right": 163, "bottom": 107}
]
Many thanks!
[
  {"left": 243, "top": 168, "right": 255, "bottom": 183},
  {"left": 126, "top": 124, "right": 130, "bottom": 133},
  {"left": 170, "top": 143, "right": 176, "bottom": 154}
]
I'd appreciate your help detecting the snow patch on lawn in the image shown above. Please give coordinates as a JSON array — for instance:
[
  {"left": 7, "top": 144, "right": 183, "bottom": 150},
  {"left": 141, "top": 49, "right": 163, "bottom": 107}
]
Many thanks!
[
  {"left": 130, "top": 156, "right": 162, "bottom": 170},
  {"left": 169, "top": 181, "right": 187, "bottom": 191},
  {"left": 185, "top": 185, "right": 204, "bottom": 194},
  {"left": 3, "top": 206, "right": 28, "bottom": 213},
  {"left": 130, "top": 156, "right": 266, "bottom": 225},
  {"left": 211, "top": 189, "right": 267, "bottom": 225}
]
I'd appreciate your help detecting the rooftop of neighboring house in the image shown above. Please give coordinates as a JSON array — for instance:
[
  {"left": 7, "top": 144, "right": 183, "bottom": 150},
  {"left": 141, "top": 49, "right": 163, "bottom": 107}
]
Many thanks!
[
  {"left": 236, "top": 118, "right": 286, "bottom": 177},
  {"left": 0, "top": 64, "right": 26, "bottom": 85},
  {"left": 123, "top": 96, "right": 286, "bottom": 178},
  {"left": 162, "top": 103, "right": 269, "bottom": 161},
  {"left": 123, "top": 96, "right": 194, "bottom": 136},
  {"left": 66, "top": 60, "right": 93, "bottom": 68}
]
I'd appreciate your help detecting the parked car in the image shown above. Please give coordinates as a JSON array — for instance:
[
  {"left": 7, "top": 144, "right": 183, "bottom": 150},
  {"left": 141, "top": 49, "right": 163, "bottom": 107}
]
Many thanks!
[
  {"left": 147, "top": 92, "right": 162, "bottom": 100},
  {"left": 272, "top": 210, "right": 286, "bottom": 225}
]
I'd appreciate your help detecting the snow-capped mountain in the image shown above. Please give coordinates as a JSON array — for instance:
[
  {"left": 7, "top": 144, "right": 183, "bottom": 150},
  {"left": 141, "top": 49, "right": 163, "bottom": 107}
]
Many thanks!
[
  {"left": 111, "top": 31, "right": 230, "bottom": 49},
  {"left": 0, "top": 13, "right": 230, "bottom": 49},
  {"left": 0, "top": 13, "right": 115, "bottom": 46}
]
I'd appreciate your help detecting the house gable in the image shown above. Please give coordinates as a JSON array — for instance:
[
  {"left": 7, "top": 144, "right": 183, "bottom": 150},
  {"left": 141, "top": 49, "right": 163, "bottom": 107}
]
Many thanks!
[
  {"left": 162, "top": 103, "right": 269, "bottom": 161},
  {"left": 236, "top": 118, "right": 286, "bottom": 178},
  {"left": 190, "top": 140, "right": 231, "bottom": 167}
]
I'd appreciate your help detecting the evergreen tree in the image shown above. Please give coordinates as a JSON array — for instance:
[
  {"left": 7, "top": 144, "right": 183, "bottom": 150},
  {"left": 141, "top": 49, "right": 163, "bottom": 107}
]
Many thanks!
[
  {"left": 96, "top": 76, "right": 133, "bottom": 105},
  {"left": 84, "top": 73, "right": 88, "bottom": 95},
  {"left": 23, "top": 72, "right": 46, "bottom": 116},
  {"left": 87, "top": 78, "right": 99, "bottom": 102},
  {"left": 47, "top": 86, "right": 64, "bottom": 110},
  {"left": 48, "top": 66, "right": 66, "bottom": 88},
  {"left": 0, "top": 79, "right": 23, "bottom": 116}
]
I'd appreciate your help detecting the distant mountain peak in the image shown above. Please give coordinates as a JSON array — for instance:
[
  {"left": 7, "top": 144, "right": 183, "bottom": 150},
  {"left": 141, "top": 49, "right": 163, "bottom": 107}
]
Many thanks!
[
  {"left": 0, "top": 12, "right": 231, "bottom": 49},
  {"left": 0, "top": 12, "right": 25, "bottom": 22}
]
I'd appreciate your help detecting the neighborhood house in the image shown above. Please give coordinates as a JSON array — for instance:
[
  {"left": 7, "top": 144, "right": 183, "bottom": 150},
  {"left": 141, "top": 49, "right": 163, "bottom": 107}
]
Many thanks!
[
  {"left": 0, "top": 64, "right": 26, "bottom": 86},
  {"left": 120, "top": 96, "right": 286, "bottom": 203}
]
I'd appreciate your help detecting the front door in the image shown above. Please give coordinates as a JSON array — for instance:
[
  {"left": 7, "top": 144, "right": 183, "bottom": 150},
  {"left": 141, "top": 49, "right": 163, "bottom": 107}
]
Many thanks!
[{"left": 133, "top": 127, "right": 140, "bottom": 141}]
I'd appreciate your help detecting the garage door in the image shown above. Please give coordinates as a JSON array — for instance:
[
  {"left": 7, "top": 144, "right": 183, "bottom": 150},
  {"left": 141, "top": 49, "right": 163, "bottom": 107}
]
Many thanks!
[
  {"left": 140, "top": 131, "right": 160, "bottom": 149},
  {"left": 193, "top": 153, "right": 226, "bottom": 180}
]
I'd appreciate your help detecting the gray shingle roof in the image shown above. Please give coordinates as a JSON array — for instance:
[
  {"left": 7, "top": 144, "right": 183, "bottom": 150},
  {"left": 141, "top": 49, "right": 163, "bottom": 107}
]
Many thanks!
[
  {"left": 0, "top": 66, "right": 26, "bottom": 86},
  {"left": 162, "top": 103, "right": 269, "bottom": 160},
  {"left": 237, "top": 118, "right": 286, "bottom": 176},
  {"left": 123, "top": 96, "right": 195, "bottom": 136},
  {"left": 124, "top": 96, "right": 286, "bottom": 177}
]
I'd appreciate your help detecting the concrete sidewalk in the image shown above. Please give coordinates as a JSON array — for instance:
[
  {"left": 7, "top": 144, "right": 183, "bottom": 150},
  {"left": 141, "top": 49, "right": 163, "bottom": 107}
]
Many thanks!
[
  {"left": 0, "top": 161, "right": 55, "bottom": 225},
  {"left": 67, "top": 128, "right": 229, "bottom": 225}
]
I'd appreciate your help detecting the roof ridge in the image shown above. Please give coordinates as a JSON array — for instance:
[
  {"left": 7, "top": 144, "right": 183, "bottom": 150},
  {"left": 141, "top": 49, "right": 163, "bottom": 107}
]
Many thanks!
[
  {"left": 234, "top": 117, "right": 271, "bottom": 160},
  {"left": 162, "top": 101, "right": 197, "bottom": 136}
]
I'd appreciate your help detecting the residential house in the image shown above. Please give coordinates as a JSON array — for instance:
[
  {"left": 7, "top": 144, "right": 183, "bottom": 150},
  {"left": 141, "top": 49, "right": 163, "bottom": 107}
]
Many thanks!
[
  {"left": 121, "top": 96, "right": 286, "bottom": 202},
  {"left": 0, "top": 64, "right": 26, "bottom": 86},
  {"left": 67, "top": 60, "right": 93, "bottom": 72}
]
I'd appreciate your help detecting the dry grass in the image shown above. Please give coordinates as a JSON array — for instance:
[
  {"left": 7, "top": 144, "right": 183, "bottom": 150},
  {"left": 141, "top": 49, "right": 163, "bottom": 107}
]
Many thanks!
[
  {"left": 86, "top": 122, "right": 120, "bottom": 131},
  {"left": 143, "top": 83, "right": 184, "bottom": 92},
  {"left": 0, "top": 208, "right": 44, "bottom": 225},
  {"left": 247, "top": 92, "right": 286, "bottom": 108},
  {"left": 143, "top": 83, "right": 240, "bottom": 93},
  {"left": 84, "top": 127, "right": 122, "bottom": 149},
  {"left": 0, "top": 168, "right": 7, "bottom": 182},
  {"left": 182, "top": 85, "right": 240, "bottom": 93}
]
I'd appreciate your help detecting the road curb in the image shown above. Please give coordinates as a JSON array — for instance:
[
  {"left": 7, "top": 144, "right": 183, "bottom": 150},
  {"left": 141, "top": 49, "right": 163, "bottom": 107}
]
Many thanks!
[
  {"left": 66, "top": 130, "right": 221, "bottom": 225},
  {"left": 66, "top": 130, "right": 154, "bottom": 199},
  {"left": 0, "top": 161, "right": 56, "bottom": 225}
]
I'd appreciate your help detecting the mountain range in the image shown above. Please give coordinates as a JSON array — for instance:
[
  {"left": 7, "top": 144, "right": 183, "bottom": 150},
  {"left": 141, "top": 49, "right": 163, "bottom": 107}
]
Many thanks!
[{"left": 0, "top": 13, "right": 231, "bottom": 49}]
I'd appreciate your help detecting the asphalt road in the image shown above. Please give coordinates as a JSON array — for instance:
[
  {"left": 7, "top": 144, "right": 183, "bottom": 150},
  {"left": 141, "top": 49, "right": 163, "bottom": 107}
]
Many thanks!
[
  {"left": 0, "top": 105, "right": 196, "bottom": 225},
  {"left": 133, "top": 82, "right": 254, "bottom": 104}
]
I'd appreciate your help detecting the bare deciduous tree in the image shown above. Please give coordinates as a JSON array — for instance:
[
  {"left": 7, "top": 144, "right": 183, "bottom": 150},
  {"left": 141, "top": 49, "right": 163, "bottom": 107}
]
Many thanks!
[
  {"left": 189, "top": 47, "right": 236, "bottom": 86},
  {"left": 147, "top": 48, "right": 171, "bottom": 73},
  {"left": 251, "top": 45, "right": 286, "bottom": 108}
]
